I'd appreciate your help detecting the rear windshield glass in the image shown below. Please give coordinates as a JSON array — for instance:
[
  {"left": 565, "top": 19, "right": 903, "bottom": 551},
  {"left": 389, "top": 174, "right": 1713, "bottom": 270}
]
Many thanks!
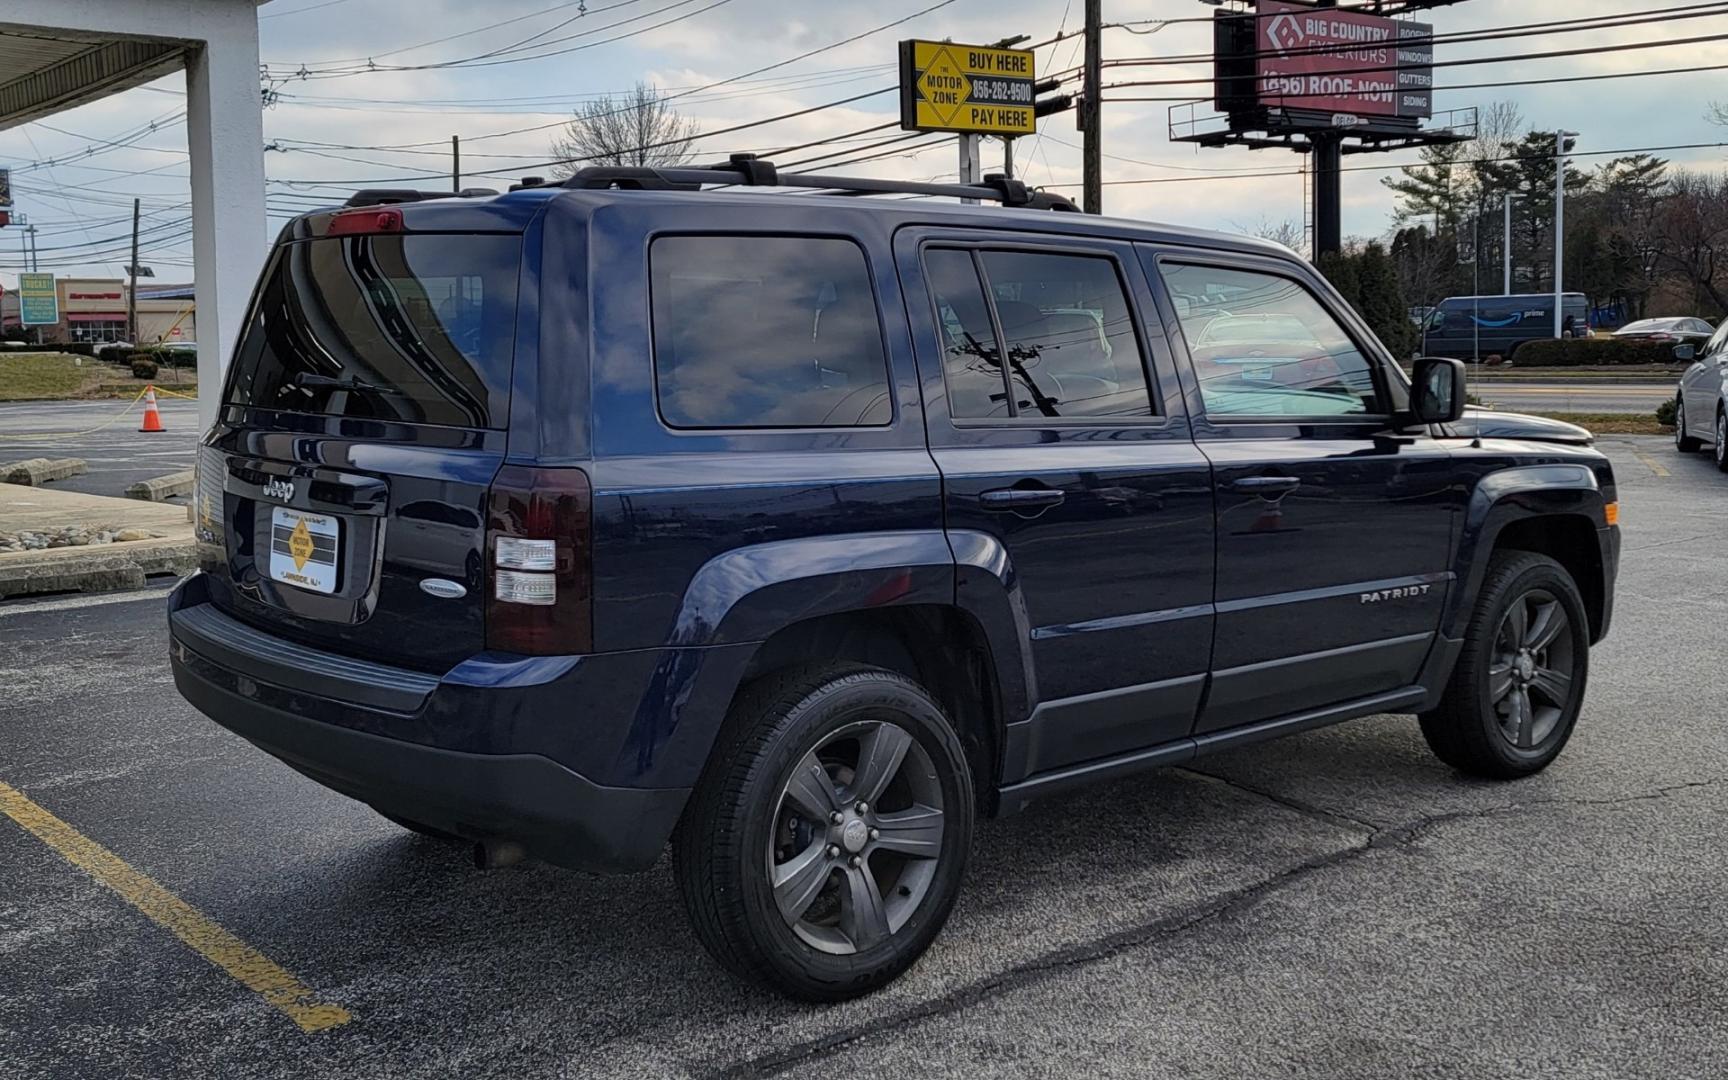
[{"left": 226, "top": 233, "right": 521, "bottom": 428}]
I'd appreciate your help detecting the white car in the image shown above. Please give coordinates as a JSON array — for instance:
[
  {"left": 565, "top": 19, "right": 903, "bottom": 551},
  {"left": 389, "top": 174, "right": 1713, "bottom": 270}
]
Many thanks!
[{"left": 1674, "top": 320, "right": 1728, "bottom": 469}]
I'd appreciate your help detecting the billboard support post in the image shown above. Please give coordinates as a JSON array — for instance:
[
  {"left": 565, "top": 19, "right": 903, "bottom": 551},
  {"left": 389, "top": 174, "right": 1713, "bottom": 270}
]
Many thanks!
[
  {"left": 1313, "top": 132, "right": 1342, "bottom": 259},
  {"left": 958, "top": 134, "right": 981, "bottom": 204}
]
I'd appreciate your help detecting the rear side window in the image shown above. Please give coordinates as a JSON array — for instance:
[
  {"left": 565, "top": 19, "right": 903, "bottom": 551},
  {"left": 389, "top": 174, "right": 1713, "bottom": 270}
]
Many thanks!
[
  {"left": 650, "top": 236, "right": 891, "bottom": 428},
  {"left": 925, "top": 247, "right": 1154, "bottom": 421},
  {"left": 227, "top": 233, "right": 520, "bottom": 428}
]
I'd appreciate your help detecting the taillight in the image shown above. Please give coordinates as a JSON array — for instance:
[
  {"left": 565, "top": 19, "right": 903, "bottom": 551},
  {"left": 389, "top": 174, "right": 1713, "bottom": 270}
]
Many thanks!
[
  {"left": 485, "top": 465, "right": 592, "bottom": 654},
  {"left": 327, "top": 208, "right": 402, "bottom": 236}
]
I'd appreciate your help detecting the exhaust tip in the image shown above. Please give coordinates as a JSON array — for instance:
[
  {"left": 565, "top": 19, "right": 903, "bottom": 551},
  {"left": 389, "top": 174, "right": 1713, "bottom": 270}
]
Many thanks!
[{"left": 473, "top": 839, "right": 527, "bottom": 870}]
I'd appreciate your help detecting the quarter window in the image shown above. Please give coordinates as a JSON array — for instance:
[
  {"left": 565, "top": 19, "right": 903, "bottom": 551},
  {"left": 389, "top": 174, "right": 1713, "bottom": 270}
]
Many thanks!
[
  {"left": 925, "top": 247, "right": 1154, "bottom": 420},
  {"left": 1160, "top": 263, "right": 1383, "bottom": 418},
  {"left": 650, "top": 236, "right": 892, "bottom": 428}
]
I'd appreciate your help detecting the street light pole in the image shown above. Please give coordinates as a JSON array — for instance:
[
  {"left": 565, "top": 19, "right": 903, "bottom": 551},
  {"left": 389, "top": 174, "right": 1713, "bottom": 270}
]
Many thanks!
[
  {"left": 1503, "top": 192, "right": 1515, "bottom": 295},
  {"left": 1553, "top": 129, "right": 1576, "bottom": 339}
]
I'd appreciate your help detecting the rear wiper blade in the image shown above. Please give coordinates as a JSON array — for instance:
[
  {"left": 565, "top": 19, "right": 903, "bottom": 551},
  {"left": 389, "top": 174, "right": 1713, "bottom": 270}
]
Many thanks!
[{"left": 292, "top": 372, "right": 403, "bottom": 396}]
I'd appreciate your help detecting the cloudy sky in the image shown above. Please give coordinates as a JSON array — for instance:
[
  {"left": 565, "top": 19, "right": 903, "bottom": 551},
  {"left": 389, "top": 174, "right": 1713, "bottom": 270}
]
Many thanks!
[{"left": 3, "top": 0, "right": 1725, "bottom": 287}]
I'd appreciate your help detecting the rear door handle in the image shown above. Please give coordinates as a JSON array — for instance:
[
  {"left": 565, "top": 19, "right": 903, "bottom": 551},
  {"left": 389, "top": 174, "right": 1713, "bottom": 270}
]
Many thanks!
[
  {"left": 1231, "top": 476, "right": 1302, "bottom": 495},
  {"left": 979, "top": 487, "right": 1067, "bottom": 512}
]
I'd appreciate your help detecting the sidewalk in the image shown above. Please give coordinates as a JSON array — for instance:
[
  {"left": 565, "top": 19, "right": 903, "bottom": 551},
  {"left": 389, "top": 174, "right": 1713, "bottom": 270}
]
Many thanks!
[{"left": 0, "top": 483, "right": 195, "bottom": 598}]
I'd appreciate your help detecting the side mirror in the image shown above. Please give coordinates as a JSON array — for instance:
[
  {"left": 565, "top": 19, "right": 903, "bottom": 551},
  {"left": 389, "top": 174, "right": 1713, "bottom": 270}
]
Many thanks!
[
  {"left": 1411, "top": 356, "right": 1468, "bottom": 424},
  {"left": 1674, "top": 344, "right": 1697, "bottom": 362}
]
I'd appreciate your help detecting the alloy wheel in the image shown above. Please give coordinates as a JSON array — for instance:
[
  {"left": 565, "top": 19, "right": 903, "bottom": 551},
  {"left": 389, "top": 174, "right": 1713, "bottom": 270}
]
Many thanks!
[
  {"left": 767, "top": 720, "right": 945, "bottom": 955},
  {"left": 1718, "top": 413, "right": 1726, "bottom": 466},
  {"left": 1676, "top": 401, "right": 1687, "bottom": 447},
  {"left": 1486, "top": 588, "right": 1576, "bottom": 750}
]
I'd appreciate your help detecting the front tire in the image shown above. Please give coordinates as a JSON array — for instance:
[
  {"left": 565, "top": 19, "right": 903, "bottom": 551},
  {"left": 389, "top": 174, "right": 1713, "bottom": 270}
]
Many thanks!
[
  {"left": 1676, "top": 396, "right": 1702, "bottom": 452},
  {"left": 675, "top": 664, "right": 974, "bottom": 1001},
  {"left": 1420, "top": 552, "right": 1590, "bottom": 779},
  {"left": 1716, "top": 410, "right": 1728, "bottom": 473}
]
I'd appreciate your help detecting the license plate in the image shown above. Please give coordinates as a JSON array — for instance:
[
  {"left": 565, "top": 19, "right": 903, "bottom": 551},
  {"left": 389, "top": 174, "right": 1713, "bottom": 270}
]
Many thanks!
[{"left": 269, "top": 506, "right": 340, "bottom": 595}]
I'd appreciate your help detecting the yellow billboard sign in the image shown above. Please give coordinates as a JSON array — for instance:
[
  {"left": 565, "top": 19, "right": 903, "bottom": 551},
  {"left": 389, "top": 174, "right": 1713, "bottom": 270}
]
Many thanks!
[{"left": 899, "top": 40, "right": 1037, "bottom": 136}]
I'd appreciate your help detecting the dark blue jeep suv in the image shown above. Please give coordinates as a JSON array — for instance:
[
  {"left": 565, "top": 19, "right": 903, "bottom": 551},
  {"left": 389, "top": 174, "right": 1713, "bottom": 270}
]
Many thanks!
[{"left": 170, "top": 159, "right": 1619, "bottom": 1001}]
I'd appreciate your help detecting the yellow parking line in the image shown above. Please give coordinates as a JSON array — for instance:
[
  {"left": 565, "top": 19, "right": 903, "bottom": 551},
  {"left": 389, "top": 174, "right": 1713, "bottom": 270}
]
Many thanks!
[
  {"left": 1628, "top": 444, "right": 1671, "bottom": 478},
  {"left": 0, "top": 781, "right": 352, "bottom": 1034}
]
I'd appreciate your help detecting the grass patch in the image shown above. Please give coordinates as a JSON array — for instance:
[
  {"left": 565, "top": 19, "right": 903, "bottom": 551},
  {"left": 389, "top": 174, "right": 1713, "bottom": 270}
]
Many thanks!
[
  {"left": 0, "top": 354, "right": 96, "bottom": 401},
  {"left": 1523, "top": 411, "right": 1671, "bottom": 435},
  {"left": 0, "top": 354, "right": 196, "bottom": 402}
]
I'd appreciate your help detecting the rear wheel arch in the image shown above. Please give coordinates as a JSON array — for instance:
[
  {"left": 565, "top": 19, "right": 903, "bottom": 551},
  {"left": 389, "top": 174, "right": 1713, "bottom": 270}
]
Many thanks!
[{"left": 733, "top": 606, "right": 1005, "bottom": 813}]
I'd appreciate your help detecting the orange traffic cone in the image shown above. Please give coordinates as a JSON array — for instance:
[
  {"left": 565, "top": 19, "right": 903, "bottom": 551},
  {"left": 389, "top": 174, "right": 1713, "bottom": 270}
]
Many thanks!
[{"left": 139, "top": 387, "right": 165, "bottom": 433}]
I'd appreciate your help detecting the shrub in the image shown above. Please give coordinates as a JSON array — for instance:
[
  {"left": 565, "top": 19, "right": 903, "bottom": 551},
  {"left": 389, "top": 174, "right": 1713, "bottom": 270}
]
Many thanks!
[
  {"left": 1656, "top": 398, "right": 1678, "bottom": 427},
  {"left": 97, "top": 344, "right": 131, "bottom": 365},
  {"left": 62, "top": 342, "right": 96, "bottom": 357},
  {"left": 1511, "top": 338, "right": 1690, "bottom": 367},
  {"left": 130, "top": 358, "right": 160, "bottom": 380}
]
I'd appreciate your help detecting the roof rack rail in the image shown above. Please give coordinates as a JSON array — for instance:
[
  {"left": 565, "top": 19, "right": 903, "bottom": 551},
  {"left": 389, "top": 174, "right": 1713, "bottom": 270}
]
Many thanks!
[
  {"left": 345, "top": 187, "right": 498, "bottom": 208},
  {"left": 556, "top": 154, "right": 1079, "bottom": 211}
]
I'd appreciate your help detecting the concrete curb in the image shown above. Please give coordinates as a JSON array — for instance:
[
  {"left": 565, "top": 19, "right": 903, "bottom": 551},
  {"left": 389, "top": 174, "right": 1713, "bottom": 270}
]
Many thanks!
[
  {"left": 3, "top": 458, "right": 88, "bottom": 486},
  {"left": 126, "top": 470, "right": 195, "bottom": 502},
  {"left": 0, "top": 537, "right": 197, "bottom": 599}
]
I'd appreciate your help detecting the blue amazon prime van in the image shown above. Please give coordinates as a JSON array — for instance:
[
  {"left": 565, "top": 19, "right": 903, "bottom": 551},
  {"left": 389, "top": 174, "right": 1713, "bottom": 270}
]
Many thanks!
[{"left": 1422, "top": 292, "right": 1590, "bottom": 362}]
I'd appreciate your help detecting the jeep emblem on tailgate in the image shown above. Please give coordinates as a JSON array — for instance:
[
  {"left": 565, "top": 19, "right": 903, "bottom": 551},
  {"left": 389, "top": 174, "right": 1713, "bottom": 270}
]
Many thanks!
[{"left": 263, "top": 477, "right": 295, "bottom": 502}]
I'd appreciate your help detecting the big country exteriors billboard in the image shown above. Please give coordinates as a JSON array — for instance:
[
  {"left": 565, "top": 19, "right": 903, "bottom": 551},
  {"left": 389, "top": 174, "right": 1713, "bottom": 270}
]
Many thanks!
[{"left": 1245, "top": 0, "right": 1434, "bottom": 121}]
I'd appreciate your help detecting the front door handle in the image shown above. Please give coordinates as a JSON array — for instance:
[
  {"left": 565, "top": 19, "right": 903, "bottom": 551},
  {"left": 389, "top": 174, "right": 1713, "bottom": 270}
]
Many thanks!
[
  {"left": 1232, "top": 476, "right": 1302, "bottom": 496},
  {"left": 979, "top": 487, "right": 1067, "bottom": 512}
]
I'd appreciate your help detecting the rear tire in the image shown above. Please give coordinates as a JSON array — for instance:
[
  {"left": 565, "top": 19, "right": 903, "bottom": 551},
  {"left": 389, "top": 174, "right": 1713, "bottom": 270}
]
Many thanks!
[
  {"left": 1420, "top": 552, "right": 1589, "bottom": 780},
  {"left": 1676, "top": 396, "right": 1702, "bottom": 452},
  {"left": 675, "top": 663, "right": 974, "bottom": 1001}
]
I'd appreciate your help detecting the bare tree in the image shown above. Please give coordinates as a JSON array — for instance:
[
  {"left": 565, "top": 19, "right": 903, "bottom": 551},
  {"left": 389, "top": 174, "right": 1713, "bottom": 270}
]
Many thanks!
[
  {"left": 1236, "top": 216, "right": 1307, "bottom": 257},
  {"left": 1649, "top": 171, "right": 1728, "bottom": 313},
  {"left": 549, "top": 82, "right": 699, "bottom": 176}
]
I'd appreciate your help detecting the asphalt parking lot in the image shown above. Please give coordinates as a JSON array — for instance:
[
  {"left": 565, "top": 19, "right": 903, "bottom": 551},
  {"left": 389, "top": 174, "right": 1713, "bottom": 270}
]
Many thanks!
[
  {"left": 1, "top": 435, "right": 1723, "bottom": 1079},
  {"left": 0, "top": 398, "right": 199, "bottom": 499}
]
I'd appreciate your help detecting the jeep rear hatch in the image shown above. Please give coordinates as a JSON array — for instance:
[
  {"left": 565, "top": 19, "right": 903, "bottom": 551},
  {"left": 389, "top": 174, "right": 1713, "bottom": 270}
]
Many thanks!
[{"left": 199, "top": 224, "right": 523, "bottom": 672}]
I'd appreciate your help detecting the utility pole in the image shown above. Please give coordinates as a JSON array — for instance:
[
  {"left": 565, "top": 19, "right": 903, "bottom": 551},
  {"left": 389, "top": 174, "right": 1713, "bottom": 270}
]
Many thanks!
[
  {"left": 1003, "top": 136, "right": 1015, "bottom": 180},
  {"left": 1082, "top": 0, "right": 1102, "bottom": 214},
  {"left": 452, "top": 135, "right": 461, "bottom": 194},
  {"left": 127, "top": 197, "right": 140, "bottom": 345},
  {"left": 1553, "top": 130, "right": 1576, "bottom": 339}
]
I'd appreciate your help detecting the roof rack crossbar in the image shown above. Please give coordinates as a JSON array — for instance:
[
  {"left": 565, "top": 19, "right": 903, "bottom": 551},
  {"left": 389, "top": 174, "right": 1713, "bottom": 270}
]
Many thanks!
[{"left": 556, "top": 154, "right": 1078, "bottom": 212}]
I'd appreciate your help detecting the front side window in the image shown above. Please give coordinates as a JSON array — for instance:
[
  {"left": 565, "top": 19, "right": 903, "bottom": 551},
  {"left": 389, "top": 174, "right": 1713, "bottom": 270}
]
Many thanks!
[
  {"left": 926, "top": 247, "right": 1154, "bottom": 421},
  {"left": 650, "top": 236, "right": 891, "bottom": 428},
  {"left": 1160, "top": 263, "right": 1383, "bottom": 419}
]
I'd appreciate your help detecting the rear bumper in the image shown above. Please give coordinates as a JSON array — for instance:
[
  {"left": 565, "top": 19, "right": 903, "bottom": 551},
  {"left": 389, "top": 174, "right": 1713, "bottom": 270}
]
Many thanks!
[{"left": 168, "top": 578, "right": 694, "bottom": 873}]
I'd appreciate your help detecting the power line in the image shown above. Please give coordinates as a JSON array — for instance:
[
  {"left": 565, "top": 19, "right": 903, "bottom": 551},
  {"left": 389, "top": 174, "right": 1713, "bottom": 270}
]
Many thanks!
[{"left": 1038, "top": 140, "right": 1728, "bottom": 190}]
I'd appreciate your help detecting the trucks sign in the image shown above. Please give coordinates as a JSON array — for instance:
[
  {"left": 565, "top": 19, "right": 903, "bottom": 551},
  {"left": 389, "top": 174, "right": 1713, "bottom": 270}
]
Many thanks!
[
  {"left": 1234, "top": 0, "right": 1434, "bottom": 122},
  {"left": 899, "top": 40, "right": 1037, "bottom": 136},
  {"left": 18, "top": 273, "right": 57, "bottom": 326}
]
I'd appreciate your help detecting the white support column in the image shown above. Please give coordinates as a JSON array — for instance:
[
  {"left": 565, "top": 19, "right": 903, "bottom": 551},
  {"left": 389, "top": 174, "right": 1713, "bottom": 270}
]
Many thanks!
[{"left": 185, "top": 25, "right": 266, "bottom": 431}]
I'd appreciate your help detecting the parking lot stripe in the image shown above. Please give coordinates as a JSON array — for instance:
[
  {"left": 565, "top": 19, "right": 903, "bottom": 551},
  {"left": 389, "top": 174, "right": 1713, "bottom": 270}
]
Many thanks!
[
  {"left": 0, "top": 781, "right": 352, "bottom": 1034},
  {"left": 1629, "top": 444, "right": 1672, "bottom": 478}
]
